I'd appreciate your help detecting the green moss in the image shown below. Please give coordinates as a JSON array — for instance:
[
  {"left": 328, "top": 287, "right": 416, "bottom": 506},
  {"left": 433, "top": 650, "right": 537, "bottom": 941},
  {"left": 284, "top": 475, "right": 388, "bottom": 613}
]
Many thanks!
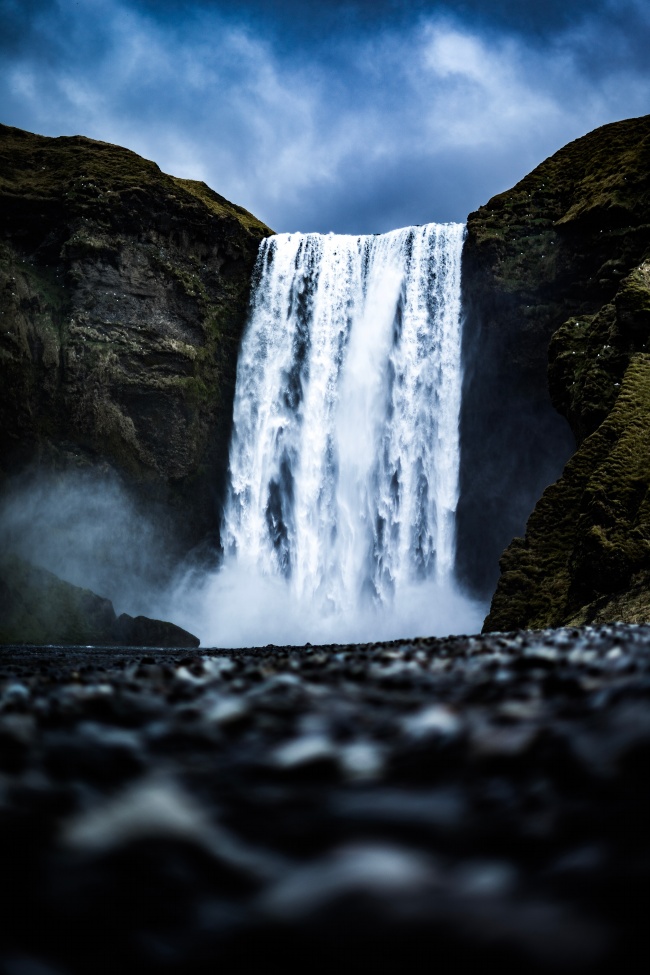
[
  {"left": 567, "top": 570, "right": 650, "bottom": 625},
  {"left": 469, "top": 116, "right": 650, "bottom": 302},
  {"left": 486, "top": 353, "right": 650, "bottom": 630},
  {"left": 0, "top": 129, "right": 162, "bottom": 203},
  {"left": 475, "top": 117, "right": 650, "bottom": 239},
  {"left": 548, "top": 304, "right": 630, "bottom": 442},
  {"left": 0, "top": 553, "right": 117, "bottom": 645},
  {"left": 616, "top": 260, "right": 650, "bottom": 339},
  {"left": 172, "top": 375, "right": 212, "bottom": 405},
  {"left": 151, "top": 254, "right": 208, "bottom": 301},
  {"left": 0, "top": 123, "right": 272, "bottom": 240},
  {"left": 170, "top": 176, "right": 271, "bottom": 235}
]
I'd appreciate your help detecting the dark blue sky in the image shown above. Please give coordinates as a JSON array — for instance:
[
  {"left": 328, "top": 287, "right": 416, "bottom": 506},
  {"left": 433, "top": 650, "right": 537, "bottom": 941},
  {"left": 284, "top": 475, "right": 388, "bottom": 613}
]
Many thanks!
[{"left": 1, "top": 0, "right": 649, "bottom": 232}]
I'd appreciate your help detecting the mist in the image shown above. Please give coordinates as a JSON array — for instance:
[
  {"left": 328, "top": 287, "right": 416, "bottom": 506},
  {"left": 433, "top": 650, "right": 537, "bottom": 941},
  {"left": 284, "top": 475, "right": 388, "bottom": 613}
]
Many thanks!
[
  {"left": 0, "top": 466, "right": 487, "bottom": 647},
  {"left": 0, "top": 467, "right": 181, "bottom": 622},
  {"left": 168, "top": 561, "right": 487, "bottom": 648}
]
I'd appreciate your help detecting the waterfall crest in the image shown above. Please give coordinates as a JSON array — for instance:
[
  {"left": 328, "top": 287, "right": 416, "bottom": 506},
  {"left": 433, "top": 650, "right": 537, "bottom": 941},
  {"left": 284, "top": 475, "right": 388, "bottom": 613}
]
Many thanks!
[{"left": 177, "top": 223, "right": 485, "bottom": 646}]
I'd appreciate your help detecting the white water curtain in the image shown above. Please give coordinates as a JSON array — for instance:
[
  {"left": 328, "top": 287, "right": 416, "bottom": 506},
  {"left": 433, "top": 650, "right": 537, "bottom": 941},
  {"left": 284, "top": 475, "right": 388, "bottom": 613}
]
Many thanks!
[{"left": 215, "top": 223, "right": 467, "bottom": 643}]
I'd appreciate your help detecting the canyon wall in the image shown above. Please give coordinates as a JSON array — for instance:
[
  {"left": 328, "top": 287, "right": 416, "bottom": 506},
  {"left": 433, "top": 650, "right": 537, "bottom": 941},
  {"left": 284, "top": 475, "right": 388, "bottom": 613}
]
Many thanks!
[
  {"left": 456, "top": 115, "right": 650, "bottom": 629},
  {"left": 3, "top": 117, "right": 650, "bottom": 638},
  {"left": 0, "top": 123, "right": 272, "bottom": 554}
]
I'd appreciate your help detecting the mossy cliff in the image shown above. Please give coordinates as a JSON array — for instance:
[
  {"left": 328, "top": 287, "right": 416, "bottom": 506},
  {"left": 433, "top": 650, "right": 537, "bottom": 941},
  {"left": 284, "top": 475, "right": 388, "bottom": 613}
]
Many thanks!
[
  {"left": 467, "top": 116, "right": 650, "bottom": 630},
  {"left": 0, "top": 553, "right": 199, "bottom": 647},
  {"left": 0, "top": 124, "right": 272, "bottom": 547}
]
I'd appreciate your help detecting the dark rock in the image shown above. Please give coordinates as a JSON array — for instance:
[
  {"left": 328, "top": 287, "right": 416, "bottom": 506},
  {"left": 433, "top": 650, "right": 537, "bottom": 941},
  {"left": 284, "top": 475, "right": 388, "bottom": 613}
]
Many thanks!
[
  {"left": 0, "top": 123, "right": 273, "bottom": 551},
  {"left": 112, "top": 613, "right": 200, "bottom": 648},
  {"left": 0, "top": 626, "right": 648, "bottom": 973},
  {"left": 0, "top": 553, "right": 118, "bottom": 645},
  {"left": 0, "top": 714, "right": 35, "bottom": 772},
  {"left": 487, "top": 350, "right": 650, "bottom": 630},
  {"left": 0, "top": 553, "right": 200, "bottom": 647},
  {"left": 457, "top": 114, "right": 650, "bottom": 622},
  {"left": 42, "top": 726, "right": 143, "bottom": 785}
]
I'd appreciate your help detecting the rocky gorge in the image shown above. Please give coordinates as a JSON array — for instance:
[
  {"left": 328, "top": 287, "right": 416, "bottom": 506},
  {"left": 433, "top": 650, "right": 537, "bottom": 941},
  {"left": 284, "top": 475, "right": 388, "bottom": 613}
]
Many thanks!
[
  {"left": 1, "top": 117, "right": 649, "bottom": 973},
  {"left": 459, "top": 114, "right": 650, "bottom": 629},
  {"left": 2, "top": 117, "right": 650, "bottom": 639}
]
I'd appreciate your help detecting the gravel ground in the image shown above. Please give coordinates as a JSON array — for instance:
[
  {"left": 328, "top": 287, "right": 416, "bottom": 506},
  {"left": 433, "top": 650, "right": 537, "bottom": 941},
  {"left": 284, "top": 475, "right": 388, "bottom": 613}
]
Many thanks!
[{"left": 0, "top": 624, "right": 649, "bottom": 974}]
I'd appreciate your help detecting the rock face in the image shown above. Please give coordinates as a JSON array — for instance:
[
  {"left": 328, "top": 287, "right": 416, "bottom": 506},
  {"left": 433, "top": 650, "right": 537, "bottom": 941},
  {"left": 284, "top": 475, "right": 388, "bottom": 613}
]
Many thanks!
[
  {"left": 4, "top": 119, "right": 650, "bottom": 637},
  {"left": 0, "top": 124, "right": 272, "bottom": 549},
  {"left": 0, "top": 554, "right": 200, "bottom": 647},
  {"left": 464, "top": 116, "right": 650, "bottom": 630}
]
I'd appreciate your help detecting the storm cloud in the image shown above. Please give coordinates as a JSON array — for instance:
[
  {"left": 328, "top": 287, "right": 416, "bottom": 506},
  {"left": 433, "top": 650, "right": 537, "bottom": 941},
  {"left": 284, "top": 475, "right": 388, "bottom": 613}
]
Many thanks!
[{"left": 1, "top": 0, "right": 649, "bottom": 232}]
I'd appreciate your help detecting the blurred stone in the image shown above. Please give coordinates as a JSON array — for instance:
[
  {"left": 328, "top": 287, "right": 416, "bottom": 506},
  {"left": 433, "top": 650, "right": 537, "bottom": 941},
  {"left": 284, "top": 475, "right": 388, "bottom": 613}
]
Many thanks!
[
  {"left": 402, "top": 705, "right": 462, "bottom": 741},
  {"left": 112, "top": 613, "right": 200, "bottom": 648},
  {"left": 0, "top": 624, "right": 647, "bottom": 973},
  {"left": 261, "top": 843, "right": 439, "bottom": 919},
  {"left": 271, "top": 735, "right": 339, "bottom": 777}
]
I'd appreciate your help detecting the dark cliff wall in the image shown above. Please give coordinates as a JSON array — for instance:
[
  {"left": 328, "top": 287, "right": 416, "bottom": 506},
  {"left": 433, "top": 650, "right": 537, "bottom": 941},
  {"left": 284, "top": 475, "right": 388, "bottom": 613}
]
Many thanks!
[
  {"left": 458, "top": 115, "right": 650, "bottom": 629},
  {"left": 0, "top": 124, "right": 272, "bottom": 552}
]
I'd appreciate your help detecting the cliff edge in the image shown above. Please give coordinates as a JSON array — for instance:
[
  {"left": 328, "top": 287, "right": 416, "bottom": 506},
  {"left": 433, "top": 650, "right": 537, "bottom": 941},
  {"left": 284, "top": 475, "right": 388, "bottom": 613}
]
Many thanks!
[
  {"left": 0, "top": 124, "right": 272, "bottom": 549},
  {"left": 472, "top": 116, "right": 650, "bottom": 630}
]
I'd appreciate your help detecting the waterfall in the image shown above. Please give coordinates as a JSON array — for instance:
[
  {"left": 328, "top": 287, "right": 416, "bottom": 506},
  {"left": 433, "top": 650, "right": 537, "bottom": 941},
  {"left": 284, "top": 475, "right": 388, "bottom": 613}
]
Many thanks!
[{"left": 176, "top": 223, "right": 485, "bottom": 646}]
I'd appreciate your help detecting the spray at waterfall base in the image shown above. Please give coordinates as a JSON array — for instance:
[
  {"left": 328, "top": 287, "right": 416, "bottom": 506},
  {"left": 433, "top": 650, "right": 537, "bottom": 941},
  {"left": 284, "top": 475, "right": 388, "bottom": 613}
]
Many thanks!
[{"left": 173, "top": 224, "right": 486, "bottom": 646}]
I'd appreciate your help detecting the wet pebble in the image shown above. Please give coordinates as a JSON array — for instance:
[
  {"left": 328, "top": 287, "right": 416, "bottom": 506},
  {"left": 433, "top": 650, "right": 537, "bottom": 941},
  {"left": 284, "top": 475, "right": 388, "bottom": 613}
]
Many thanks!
[{"left": 0, "top": 624, "right": 648, "bottom": 974}]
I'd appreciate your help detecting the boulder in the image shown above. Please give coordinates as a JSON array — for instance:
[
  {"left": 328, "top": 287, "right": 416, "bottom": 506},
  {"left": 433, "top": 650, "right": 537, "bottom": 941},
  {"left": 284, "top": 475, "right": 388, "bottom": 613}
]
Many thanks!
[{"left": 112, "top": 613, "right": 200, "bottom": 649}]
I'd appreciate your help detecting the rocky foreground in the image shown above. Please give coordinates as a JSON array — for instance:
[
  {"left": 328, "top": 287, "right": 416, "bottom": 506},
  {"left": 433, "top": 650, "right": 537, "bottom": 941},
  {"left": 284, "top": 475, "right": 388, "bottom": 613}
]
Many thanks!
[{"left": 0, "top": 625, "right": 649, "bottom": 974}]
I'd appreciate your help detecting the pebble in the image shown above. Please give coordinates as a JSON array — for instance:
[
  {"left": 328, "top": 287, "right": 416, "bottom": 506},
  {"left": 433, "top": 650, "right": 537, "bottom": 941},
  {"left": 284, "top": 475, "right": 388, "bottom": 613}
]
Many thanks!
[
  {"left": 401, "top": 704, "right": 462, "bottom": 740},
  {"left": 271, "top": 734, "right": 338, "bottom": 773},
  {"left": 0, "top": 623, "right": 648, "bottom": 973},
  {"left": 260, "top": 843, "right": 439, "bottom": 918}
]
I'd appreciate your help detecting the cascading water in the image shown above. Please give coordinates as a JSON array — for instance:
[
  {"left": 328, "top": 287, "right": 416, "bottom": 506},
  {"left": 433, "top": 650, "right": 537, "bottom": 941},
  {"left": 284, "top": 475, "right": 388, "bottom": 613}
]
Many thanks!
[
  {"left": 175, "top": 223, "right": 485, "bottom": 646},
  {"left": 226, "top": 222, "right": 464, "bottom": 594}
]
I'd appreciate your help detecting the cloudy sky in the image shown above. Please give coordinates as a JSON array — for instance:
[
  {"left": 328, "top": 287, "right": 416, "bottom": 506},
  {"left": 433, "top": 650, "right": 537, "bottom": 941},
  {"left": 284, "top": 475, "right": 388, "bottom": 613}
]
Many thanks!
[{"left": 1, "top": 0, "right": 649, "bottom": 233}]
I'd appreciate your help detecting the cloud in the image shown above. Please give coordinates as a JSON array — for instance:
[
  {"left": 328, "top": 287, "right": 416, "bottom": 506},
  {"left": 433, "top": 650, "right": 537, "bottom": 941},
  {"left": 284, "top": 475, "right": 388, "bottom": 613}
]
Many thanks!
[{"left": 0, "top": 0, "right": 649, "bottom": 231}]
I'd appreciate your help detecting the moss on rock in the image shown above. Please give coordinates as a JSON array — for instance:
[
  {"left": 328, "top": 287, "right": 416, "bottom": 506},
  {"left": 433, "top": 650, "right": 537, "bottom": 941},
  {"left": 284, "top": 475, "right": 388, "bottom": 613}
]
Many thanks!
[
  {"left": 486, "top": 322, "right": 650, "bottom": 631},
  {"left": 0, "top": 553, "right": 200, "bottom": 646},
  {"left": 0, "top": 123, "right": 273, "bottom": 549},
  {"left": 458, "top": 115, "right": 650, "bottom": 619},
  {"left": 0, "top": 553, "right": 116, "bottom": 645}
]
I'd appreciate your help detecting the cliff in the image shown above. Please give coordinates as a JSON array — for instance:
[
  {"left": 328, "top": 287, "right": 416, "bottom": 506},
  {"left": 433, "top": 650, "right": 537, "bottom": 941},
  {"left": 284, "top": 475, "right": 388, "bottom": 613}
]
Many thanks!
[
  {"left": 469, "top": 116, "right": 650, "bottom": 630},
  {"left": 0, "top": 124, "right": 272, "bottom": 550},
  {"left": 0, "top": 553, "right": 200, "bottom": 647},
  {"left": 4, "top": 118, "right": 650, "bottom": 640}
]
